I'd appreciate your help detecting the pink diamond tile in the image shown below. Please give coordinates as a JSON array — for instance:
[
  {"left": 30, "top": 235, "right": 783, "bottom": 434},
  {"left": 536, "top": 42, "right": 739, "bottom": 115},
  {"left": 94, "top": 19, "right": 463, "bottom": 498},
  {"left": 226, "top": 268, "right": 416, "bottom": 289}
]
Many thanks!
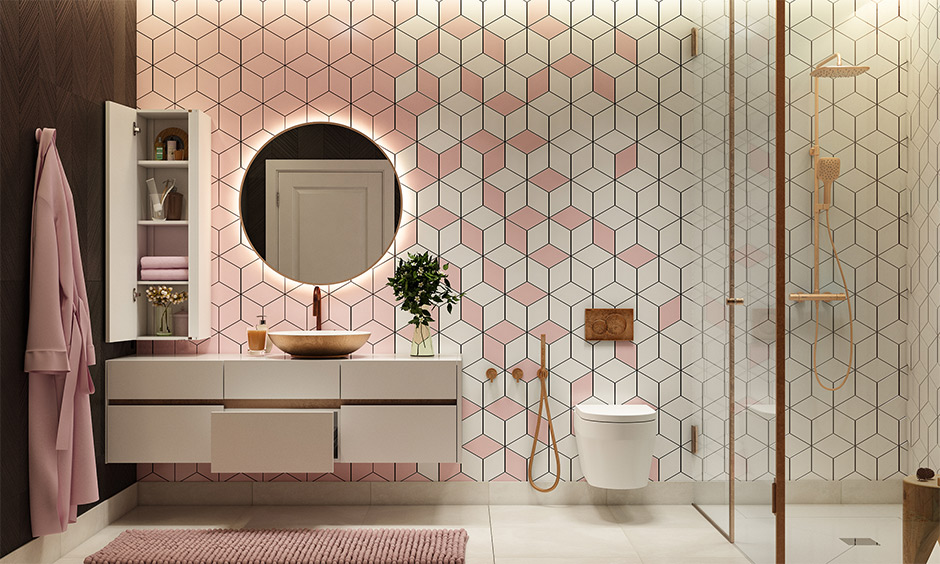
[
  {"left": 616, "top": 144, "right": 637, "bottom": 177},
  {"left": 508, "top": 130, "right": 547, "bottom": 153},
  {"left": 572, "top": 374, "right": 593, "bottom": 405},
  {"left": 401, "top": 167, "right": 436, "bottom": 191},
  {"left": 530, "top": 244, "right": 567, "bottom": 268},
  {"left": 463, "top": 397, "right": 481, "bottom": 419},
  {"left": 486, "top": 92, "right": 525, "bottom": 115},
  {"left": 462, "top": 298, "right": 483, "bottom": 330},
  {"left": 531, "top": 16, "right": 567, "bottom": 39},
  {"left": 531, "top": 168, "right": 567, "bottom": 191},
  {"left": 531, "top": 320, "right": 567, "bottom": 343},
  {"left": 594, "top": 68, "right": 615, "bottom": 102},
  {"left": 442, "top": 15, "right": 480, "bottom": 39},
  {"left": 398, "top": 91, "right": 437, "bottom": 115},
  {"left": 421, "top": 206, "right": 459, "bottom": 229},
  {"left": 483, "top": 183, "right": 504, "bottom": 214},
  {"left": 508, "top": 282, "right": 547, "bottom": 306},
  {"left": 552, "top": 54, "right": 590, "bottom": 78},
  {"left": 462, "top": 220, "right": 483, "bottom": 253},
  {"left": 619, "top": 244, "right": 656, "bottom": 268},
  {"left": 659, "top": 296, "right": 681, "bottom": 329},
  {"left": 506, "top": 221, "right": 526, "bottom": 253},
  {"left": 616, "top": 30, "right": 638, "bottom": 64},
  {"left": 312, "top": 15, "right": 349, "bottom": 39},
  {"left": 528, "top": 68, "right": 549, "bottom": 101},
  {"left": 358, "top": 15, "right": 393, "bottom": 39},
  {"left": 615, "top": 342, "right": 637, "bottom": 368},
  {"left": 356, "top": 91, "right": 393, "bottom": 115},
  {"left": 594, "top": 220, "right": 615, "bottom": 253},
  {"left": 483, "top": 30, "right": 504, "bottom": 63},
  {"left": 487, "top": 320, "right": 525, "bottom": 344},
  {"left": 464, "top": 435, "right": 502, "bottom": 459},
  {"left": 333, "top": 53, "right": 370, "bottom": 77},
  {"left": 553, "top": 206, "right": 590, "bottom": 229},
  {"left": 486, "top": 397, "right": 525, "bottom": 420},
  {"left": 376, "top": 53, "right": 413, "bottom": 77},
  {"left": 483, "top": 259, "right": 504, "bottom": 292},
  {"left": 462, "top": 68, "right": 484, "bottom": 101}
]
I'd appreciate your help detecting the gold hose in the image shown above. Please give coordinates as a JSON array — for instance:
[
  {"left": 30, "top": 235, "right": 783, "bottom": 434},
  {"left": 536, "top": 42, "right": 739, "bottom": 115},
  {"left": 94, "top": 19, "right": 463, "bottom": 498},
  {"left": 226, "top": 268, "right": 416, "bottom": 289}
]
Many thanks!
[
  {"left": 812, "top": 209, "right": 854, "bottom": 391},
  {"left": 528, "top": 334, "right": 561, "bottom": 492}
]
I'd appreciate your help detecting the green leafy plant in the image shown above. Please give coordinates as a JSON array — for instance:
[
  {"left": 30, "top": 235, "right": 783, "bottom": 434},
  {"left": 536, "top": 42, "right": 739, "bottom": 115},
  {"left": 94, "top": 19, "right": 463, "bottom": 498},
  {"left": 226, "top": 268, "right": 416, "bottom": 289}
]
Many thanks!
[{"left": 387, "top": 251, "right": 463, "bottom": 328}]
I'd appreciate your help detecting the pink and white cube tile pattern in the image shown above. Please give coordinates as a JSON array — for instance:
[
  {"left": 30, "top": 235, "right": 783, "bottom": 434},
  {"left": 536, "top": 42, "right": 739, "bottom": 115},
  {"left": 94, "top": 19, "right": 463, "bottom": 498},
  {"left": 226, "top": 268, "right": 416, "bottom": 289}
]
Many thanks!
[{"left": 135, "top": 0, "right": 700, "bottom": 484}]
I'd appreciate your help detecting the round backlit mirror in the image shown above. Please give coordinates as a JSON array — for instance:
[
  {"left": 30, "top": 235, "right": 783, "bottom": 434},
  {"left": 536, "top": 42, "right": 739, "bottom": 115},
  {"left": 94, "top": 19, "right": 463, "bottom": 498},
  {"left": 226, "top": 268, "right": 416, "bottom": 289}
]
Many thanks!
[{"left": 240, "top": 123, "right": 402, "bottom": 285}]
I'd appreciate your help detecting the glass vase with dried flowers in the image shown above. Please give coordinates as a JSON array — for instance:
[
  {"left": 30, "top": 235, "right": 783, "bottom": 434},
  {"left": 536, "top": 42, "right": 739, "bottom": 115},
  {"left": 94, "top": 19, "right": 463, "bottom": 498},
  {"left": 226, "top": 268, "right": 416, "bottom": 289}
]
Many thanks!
[{"left": 146, "top": 285, "right": 189, "bottom": 336}]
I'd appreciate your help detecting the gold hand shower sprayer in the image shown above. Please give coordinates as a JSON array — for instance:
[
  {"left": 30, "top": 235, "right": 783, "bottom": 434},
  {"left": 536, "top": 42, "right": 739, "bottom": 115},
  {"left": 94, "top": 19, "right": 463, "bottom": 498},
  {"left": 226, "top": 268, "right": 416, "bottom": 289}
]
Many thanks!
[
  {"left": 792, "top": 54, "right": 867, "bottom": 391},
  {"left": 527, "top": 334, "right": 561, "bottom": 492}
]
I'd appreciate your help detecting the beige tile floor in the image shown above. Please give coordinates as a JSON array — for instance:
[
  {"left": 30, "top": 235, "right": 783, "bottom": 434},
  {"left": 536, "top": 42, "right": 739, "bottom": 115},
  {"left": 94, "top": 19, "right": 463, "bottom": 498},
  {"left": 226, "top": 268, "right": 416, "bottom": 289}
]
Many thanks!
[
  {"left": 700, "top": 504, "right": 940, "bottom": 564},
  {"left": 50, "top": 504, "right": 749, "bottom": 564}
]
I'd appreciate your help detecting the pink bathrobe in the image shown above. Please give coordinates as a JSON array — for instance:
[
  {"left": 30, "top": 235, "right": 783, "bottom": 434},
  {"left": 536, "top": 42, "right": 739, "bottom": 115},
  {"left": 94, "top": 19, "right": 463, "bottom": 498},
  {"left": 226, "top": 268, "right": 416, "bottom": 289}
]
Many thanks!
[{"left": 24, "top": 128, "right": 98, "bottom": 537}]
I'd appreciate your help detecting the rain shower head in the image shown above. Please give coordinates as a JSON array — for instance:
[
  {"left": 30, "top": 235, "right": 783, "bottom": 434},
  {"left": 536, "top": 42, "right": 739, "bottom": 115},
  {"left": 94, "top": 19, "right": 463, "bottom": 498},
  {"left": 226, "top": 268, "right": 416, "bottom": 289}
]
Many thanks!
[
  {"left": 810, "top": 65, "right": 869, "bottom": 78},
  {"left": 811, "top": 53, "right": 869, "bottom": 77}
]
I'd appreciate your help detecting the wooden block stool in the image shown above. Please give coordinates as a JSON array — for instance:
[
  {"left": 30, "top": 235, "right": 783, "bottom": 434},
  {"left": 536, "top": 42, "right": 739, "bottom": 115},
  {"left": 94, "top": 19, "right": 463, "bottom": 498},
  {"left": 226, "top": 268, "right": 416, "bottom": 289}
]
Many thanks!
[{"left": 904, "top": 475, "right": 940, "bottom": 563}]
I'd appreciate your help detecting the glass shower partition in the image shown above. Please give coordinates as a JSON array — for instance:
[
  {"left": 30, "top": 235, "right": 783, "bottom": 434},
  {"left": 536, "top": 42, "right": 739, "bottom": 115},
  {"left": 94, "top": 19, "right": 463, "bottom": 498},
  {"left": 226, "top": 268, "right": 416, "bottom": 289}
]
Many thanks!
[{"left": 694, "top": 0, "right": 777, "bottom": 562}]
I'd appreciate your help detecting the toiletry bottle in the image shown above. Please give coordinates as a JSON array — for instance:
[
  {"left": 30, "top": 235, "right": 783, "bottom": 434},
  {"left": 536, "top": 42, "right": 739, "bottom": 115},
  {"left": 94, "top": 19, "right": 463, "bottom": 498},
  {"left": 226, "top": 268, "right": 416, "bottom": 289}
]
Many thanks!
[
  {"left": 256, "top": 315, "right": 273, "bottom": 353},
  {"left": 154, "top": 136, "right": 163, "bottom": 160}
]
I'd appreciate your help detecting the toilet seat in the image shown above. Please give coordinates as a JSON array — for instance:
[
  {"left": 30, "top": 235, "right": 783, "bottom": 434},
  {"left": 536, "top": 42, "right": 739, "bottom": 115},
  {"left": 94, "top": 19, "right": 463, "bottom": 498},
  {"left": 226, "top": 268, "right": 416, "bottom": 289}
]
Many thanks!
[{"left": 575, "top": 404, "right": 656, "bottom": 423}]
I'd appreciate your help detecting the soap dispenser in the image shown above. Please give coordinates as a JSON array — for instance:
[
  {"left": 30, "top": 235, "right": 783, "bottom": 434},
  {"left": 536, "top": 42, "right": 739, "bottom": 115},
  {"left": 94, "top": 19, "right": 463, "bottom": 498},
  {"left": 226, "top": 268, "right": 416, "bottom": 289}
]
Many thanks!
[{"left": 256, "top": 315, "right": 273, "bottom": 353}]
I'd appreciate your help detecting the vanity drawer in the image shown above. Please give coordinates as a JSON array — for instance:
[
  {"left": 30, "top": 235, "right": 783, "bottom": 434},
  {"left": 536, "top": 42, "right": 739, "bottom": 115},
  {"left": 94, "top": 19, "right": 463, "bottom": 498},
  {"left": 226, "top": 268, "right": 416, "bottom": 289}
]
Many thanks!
[
  {"left": 211, "top": 409, "right": 335, "bottom": 473},
  {"left": 106, "top": 405, "right": 218, "bottom": 463},
  {"left": 108, "top": 360, "right": 223, "bottom": 399},
  {"left": 224, "top": 360, "right": 340, "bottom": 399},
  {"left": 339, "top": 405, "right": 458, "bottom": 462},
  {"left": 340, "top": 361, "right": 458, "bottom": 399}
]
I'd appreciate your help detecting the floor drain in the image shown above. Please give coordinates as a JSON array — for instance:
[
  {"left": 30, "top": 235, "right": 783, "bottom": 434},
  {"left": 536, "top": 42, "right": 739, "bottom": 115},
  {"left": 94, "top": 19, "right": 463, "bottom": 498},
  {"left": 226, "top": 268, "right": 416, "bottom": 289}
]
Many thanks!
[{"left": 840, "top": 538, "right": 879, "bottom": 546}]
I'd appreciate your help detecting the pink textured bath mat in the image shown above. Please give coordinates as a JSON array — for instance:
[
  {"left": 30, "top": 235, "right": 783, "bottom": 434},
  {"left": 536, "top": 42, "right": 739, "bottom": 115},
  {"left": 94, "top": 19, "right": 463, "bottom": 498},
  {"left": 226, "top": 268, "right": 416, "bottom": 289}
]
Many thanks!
[{"left": 83, "top": 528, "right": 468, "bottom": 564}]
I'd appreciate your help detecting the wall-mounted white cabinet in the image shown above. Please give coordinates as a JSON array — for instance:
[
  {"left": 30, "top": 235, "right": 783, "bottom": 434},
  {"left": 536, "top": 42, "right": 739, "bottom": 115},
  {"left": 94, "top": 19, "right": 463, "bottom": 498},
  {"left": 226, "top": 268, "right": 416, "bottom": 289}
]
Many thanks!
[
  {"left": 105, "top": 355, "right": 462, "bottom": 471},
  {"left": 105, "top": 102, "right": 211, "bottom": 341}
]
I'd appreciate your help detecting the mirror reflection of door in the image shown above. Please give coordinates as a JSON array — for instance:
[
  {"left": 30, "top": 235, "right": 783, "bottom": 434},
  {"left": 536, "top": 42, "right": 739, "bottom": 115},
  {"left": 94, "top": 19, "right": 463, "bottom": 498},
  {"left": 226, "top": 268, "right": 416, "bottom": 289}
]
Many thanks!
[{"left": 265, "top": 160, "right": 395, "bottom": 283}]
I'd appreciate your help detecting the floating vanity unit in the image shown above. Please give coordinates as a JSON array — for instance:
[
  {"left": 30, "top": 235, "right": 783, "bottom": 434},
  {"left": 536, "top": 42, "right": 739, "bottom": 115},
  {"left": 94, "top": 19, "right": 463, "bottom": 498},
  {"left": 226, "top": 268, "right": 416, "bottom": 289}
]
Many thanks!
[{"left": 105, "top": 355, "right": 462, "bottom": 472}]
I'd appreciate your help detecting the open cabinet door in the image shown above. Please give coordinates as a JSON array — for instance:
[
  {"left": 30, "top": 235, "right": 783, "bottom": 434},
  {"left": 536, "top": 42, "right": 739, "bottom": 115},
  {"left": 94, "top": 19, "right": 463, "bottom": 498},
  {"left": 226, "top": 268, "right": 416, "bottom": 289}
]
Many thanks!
[{"left": 105, "top": 101, "right": 140, "bottom": 342}]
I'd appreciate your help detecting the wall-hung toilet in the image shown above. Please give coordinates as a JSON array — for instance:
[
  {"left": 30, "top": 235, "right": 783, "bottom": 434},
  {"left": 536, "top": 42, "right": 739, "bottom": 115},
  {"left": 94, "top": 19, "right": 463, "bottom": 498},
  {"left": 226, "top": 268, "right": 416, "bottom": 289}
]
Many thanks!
[{"left": 573, "top": 403, "right": 657, "bottom": 489}]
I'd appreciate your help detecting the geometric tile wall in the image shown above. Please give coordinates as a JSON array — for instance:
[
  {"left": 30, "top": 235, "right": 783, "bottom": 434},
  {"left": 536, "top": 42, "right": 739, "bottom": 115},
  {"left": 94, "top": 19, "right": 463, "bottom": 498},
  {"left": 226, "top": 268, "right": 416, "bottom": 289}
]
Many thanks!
[
  {"left": 907, "top": 0, "right": 939, "bottom": 474},
  {"left": 784, "top": 1, "right": 908, "bottom": 480},
  {"left": 134, "top": 0, "right": 703, "bottom": 484},
  {"left": 133, "top": 0, "right": 907, "bottom": 483}
]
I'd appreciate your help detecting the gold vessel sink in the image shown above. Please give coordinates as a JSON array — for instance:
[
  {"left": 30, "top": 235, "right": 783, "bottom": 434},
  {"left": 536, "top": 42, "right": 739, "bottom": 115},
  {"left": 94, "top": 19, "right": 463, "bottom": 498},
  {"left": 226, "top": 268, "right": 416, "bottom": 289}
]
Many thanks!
[{"left": 268, "top": 330, "right": 370, "bottom": 358}]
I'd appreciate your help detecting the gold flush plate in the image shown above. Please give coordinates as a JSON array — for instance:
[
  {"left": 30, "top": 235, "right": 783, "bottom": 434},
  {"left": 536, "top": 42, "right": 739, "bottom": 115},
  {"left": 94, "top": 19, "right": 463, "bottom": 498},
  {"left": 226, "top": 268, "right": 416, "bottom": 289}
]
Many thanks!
[{"left": 585, "top": 308, "right": 634, "bottom": 341}]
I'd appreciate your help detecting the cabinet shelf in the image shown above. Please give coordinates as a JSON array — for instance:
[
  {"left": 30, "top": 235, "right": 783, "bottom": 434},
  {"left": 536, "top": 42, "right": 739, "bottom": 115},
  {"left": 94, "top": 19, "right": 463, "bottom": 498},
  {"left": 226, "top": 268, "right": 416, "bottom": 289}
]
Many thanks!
[
  {"left": 106, "top": 102, "right": 209, "bottom": 342},
  {"left": 138, "top": 220, "right": 188, "bottom": 226},
  {"left": 135, "top": 335, "right": 194, "bottom": 341},
  {"left": 138, "top": 160, "right": 189, "bottom": 168}
]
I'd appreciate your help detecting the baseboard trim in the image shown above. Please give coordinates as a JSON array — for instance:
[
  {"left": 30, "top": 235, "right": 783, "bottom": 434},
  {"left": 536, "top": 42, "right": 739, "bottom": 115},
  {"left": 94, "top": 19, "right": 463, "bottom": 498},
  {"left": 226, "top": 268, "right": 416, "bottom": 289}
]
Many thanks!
[
  {"left": 136, "top": 479, "right": 903, "bottom": 507},
  {"left": 0, "top": 484, "right": 138, "bottom": 564}
]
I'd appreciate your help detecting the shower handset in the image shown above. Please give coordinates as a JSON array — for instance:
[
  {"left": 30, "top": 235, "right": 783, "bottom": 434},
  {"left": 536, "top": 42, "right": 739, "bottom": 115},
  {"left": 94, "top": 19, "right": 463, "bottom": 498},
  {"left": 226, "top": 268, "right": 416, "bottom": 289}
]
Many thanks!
[{"left": 816, "top": 157, "right": 840, "bottom": 209}]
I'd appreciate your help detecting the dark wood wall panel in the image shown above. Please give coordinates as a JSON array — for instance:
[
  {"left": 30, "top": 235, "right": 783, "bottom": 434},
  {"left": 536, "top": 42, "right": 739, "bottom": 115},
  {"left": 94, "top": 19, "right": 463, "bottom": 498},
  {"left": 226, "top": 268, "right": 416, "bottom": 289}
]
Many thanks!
[{"left": 0, "top": 0, "right": 136, "bottom": 556}]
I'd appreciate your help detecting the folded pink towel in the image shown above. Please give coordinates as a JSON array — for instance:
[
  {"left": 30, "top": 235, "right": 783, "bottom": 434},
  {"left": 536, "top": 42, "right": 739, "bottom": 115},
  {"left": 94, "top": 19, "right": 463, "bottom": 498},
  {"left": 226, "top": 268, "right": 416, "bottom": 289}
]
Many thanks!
[
  {"left": 140, "top": 255, "right": 188, "bottom": 269},
  {"left": 140, "top": 268, "right": 189, "bottom": 281}
]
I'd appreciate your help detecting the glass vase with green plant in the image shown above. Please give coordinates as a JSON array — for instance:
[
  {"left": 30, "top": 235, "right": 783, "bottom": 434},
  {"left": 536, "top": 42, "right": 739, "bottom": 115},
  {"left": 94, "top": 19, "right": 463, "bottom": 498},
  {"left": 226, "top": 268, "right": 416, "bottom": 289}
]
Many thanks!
[
  {"left": 387, "top": 251, "right": 463, "bottom": 356},
  {"left": 146, "top": 285, "right": 188, "bottom": 336}
]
